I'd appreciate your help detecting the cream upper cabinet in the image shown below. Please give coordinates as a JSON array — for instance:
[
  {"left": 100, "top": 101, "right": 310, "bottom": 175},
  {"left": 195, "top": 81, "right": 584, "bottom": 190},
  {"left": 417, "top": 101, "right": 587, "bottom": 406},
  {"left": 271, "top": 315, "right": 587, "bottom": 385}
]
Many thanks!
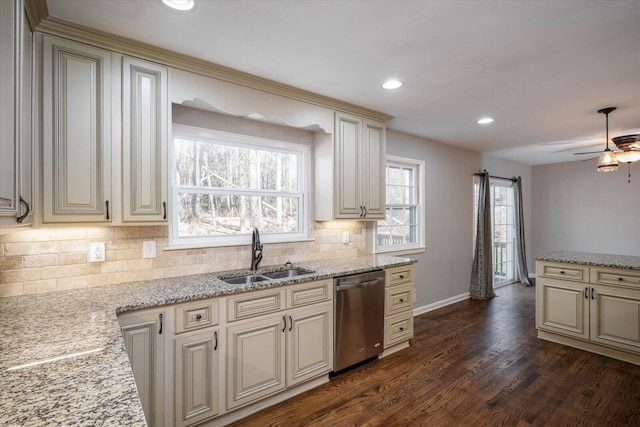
[
  {"left": 118, "top": 308, "right": 167, "bottom": 427},
  {"left": 1, "top": 0, "right": 33, "bottom": 229},
  {"left": 41, "top": 34, "right": 112, "bottom": 223},
  {"left": 122, "top": 57, "right": 169, "bottom": 222},
  {"left": 315, "top": 112, "right": 386, "bottom": 221},
  {"left": 334, "top": 112, "right": 386, "bottom": 220}
]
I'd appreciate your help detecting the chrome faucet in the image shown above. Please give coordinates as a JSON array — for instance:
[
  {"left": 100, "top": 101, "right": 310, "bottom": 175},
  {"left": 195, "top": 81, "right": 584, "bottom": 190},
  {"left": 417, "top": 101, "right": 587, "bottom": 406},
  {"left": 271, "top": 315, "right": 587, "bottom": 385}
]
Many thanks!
[{"left": 250, "top": 226, "right": 263, "bottom": 271}]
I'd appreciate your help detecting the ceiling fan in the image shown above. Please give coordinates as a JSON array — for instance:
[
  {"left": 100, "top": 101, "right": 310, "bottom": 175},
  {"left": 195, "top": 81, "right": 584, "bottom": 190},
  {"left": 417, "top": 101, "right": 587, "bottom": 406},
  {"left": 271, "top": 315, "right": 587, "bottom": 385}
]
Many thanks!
[{"left": 573, "top": 107, "right": 640, "bottom": 182}]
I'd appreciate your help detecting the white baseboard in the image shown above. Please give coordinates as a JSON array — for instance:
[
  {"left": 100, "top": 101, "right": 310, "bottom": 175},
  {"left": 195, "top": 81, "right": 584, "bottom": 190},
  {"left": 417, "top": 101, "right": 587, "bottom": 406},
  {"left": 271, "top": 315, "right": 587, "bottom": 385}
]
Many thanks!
[{"left": 413, "top": 292, "right": 470, "bottom": 316}]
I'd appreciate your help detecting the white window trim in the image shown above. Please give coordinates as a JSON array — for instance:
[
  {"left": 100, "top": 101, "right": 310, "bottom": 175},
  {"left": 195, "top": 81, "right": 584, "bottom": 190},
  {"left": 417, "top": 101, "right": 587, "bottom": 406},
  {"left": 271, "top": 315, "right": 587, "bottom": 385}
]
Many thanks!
[
  {"left": 373, "top": 155, "right": 426, "bottom": 254},
  {"left": 169, "top": 124, "right": 310, "bottom": 248}
]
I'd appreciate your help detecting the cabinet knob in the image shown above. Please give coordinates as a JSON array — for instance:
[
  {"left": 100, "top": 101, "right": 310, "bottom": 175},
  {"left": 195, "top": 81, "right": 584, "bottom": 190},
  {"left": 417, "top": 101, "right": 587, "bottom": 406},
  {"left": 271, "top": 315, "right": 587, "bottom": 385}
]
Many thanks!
[
  {"left": 399, "top": 298, "right": 404, "bottom": 303},
  {"left": 399, "top": 275, "right": 405, "bottom": 279},
  {"left": 196, "top": 314, "right": 202, "bottom": 320},
  {"left": 399, "top": 327, "right": 404, "bottom": 331}
]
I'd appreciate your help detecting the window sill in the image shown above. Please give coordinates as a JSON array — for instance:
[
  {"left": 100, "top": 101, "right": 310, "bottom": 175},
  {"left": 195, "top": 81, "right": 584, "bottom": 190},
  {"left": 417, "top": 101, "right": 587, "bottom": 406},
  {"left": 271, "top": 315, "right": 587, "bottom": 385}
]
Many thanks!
[
  {"left": 164, "top": 237, "right": 316, "bottom": 251},
  {"left": 373, "top": 246, "right": 427, "bottom": 256}
]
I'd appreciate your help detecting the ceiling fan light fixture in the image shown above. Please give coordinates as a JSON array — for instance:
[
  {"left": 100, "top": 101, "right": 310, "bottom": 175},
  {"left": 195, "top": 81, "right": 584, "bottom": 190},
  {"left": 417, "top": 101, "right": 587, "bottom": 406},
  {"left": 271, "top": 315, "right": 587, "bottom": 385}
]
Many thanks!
[
  {"left": 597, "top": 148, "right": 619, "bottom": 172},
  {"left": 614, "top": 150, "right": 640, "bottom": 163},
  {"left": 161, "top": 0, "right": 195, "bottom": 11}
]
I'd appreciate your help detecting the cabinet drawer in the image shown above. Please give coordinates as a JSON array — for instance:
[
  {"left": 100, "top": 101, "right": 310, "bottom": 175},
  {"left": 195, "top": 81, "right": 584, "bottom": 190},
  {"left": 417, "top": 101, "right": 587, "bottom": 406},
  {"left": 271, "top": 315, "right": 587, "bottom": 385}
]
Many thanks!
[
  {"left": 175, "top": 300, "right": 219, "bottom": 334},
  {"left": 538, "top": 262, "right": 588, "bottom": 282},
  {"left": 385, "top": 283, "right": 413, "bottom": 316},
  {"left": 385, "top": 265, "right": 414, "bottom": 287},
  {"left": 591, "top": 267, "right": 640, "bottom": 289},
  {"left": 227, "top": 288, "right": 286, "bottom": 322},
  {"left": 287, "top": 279, "right": 332, "bottom": 308},
  {"left": 384, "top": 311, "right": 414, "bottom": 348}
]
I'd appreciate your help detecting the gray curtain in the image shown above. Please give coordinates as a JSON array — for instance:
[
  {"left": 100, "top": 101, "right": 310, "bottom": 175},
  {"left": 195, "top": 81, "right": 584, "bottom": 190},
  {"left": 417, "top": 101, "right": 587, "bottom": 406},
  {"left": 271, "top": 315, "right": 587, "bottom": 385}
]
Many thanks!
[
  {"left": 470, "top": 172, "right": 495, "bottom": 299},
  {"left": 513, "top": 177, "right": 531, "bottom": 286}
]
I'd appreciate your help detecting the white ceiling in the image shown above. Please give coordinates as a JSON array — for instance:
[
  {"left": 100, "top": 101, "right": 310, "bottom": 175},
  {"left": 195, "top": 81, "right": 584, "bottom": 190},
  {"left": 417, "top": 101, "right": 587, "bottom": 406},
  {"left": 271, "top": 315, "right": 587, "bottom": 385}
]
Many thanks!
[{"left": 46, "top": 0, "right": 640, "bottom": 165}]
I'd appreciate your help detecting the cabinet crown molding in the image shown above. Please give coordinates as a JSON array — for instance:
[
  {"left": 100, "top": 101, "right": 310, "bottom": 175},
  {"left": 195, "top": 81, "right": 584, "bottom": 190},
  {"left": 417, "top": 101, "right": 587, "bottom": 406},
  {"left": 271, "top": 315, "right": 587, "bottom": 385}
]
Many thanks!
[{"left": 28, "top": 4, "right": 393, "bottom": 124}]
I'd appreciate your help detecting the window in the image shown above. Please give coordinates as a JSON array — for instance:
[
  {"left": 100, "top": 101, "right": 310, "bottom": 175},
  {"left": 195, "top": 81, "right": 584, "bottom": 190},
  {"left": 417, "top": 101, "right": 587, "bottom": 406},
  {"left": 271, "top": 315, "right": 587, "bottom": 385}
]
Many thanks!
[
  {"left": 171, "top": 125, "right": 309, "bottom": 247},
  {"left": 375, "top": 156, "right": 425, "bottom": 253},
  {"left": 473, "top": 178, "right": 516, "bottom": 287}
]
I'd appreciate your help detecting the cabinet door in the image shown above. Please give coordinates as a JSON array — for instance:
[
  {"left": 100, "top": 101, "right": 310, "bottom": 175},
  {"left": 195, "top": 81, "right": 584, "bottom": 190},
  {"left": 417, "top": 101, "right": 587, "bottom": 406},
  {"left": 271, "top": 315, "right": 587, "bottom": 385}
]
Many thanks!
[
  {"left": 122, "top": 57, "right": 168, "bottom": 222},
  {"left": 226, "top": 315, "right": 286, "bottom": 410},
  {"left": 42, "top": 35, "right": 112, "bottom": 223},
  {"left": 287, "top": 302, "right": 333, "bottom": 387},
  {"left": 590, "top": 285, "right": 640, "bottom": 354},
  {"left": 174, "top": 329, "right": 219, "bottom": 427},
  {"left": 334, "top": 112, "right": 362, "bottom": 218},
  {"left": 361, "top": 120, "right": 386, "bottom": 219},
  {"left": 119, "top": 309, "right": 166, "bottom": 427},
  {"left": 536, "top": 278, "right": 589, "bottom": 340},
  {"left": 0, "top": 0, "right": 20, "bottom": 215}
]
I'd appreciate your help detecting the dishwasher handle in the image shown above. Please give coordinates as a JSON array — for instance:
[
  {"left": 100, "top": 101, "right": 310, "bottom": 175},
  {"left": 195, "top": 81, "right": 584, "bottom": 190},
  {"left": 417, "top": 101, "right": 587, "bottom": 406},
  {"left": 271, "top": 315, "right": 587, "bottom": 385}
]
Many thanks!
[{"left": 336, "top": 277, "right": 384, "bottom": 291}]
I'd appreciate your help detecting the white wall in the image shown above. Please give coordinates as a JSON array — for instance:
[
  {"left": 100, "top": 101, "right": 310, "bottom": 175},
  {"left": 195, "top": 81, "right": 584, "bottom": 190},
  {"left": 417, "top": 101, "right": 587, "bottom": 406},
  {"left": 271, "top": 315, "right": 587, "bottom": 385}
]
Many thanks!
[
  {"left": 532, "top": 159, "right": 640, "bottom": 263},
  {"left": 381, "top": 129, "right": 532, "bottom": 308}
]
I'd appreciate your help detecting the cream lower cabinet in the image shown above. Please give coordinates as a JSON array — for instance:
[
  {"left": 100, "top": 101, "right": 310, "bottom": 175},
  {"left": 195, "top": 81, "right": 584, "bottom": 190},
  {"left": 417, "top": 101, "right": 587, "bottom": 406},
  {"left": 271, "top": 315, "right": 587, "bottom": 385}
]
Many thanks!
[
  {"left": 382, "top": 265, "right": 414, "bottom": 356},
  {"left": 536, "top": 261, "right": 640, "bottom": 364},
  {"left": 174, "top": 328, "right": 220, "bottom": 427},
  {"left": 118, "top": 308, "right": 167, "bottom": 427},
  {"left": 226, "top": 301, "right": 333, "bottom": 410}
]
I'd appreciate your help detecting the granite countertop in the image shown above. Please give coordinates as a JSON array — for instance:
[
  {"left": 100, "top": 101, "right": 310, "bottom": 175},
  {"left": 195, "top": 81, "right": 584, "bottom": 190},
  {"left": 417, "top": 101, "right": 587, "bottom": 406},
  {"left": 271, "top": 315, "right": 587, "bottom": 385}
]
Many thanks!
[
  {"left": 536, "top": 251, "right": 640, "bottom": 270},
  {"left": 0, "top": 254, "right": 415, "bottom": 426}
]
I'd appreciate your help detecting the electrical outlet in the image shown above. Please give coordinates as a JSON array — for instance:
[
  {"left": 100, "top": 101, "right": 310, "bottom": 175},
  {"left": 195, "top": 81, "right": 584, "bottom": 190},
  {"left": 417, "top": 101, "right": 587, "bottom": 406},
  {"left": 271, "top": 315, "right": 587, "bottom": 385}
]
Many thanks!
[
  {"left": 342, "top": 231, "right": 350, "bottom": 243},
  {"left": 89, "top": 242, "right": 105, "bottom": 262},
  {"left": 142, "top": 240, "right": 156, "bottom": 259}
]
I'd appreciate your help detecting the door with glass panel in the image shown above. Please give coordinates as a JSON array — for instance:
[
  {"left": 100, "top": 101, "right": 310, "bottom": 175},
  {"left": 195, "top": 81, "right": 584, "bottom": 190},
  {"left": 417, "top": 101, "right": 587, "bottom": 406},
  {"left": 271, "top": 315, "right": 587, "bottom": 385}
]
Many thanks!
[{"left": 474, "top": 179, "right": 516, "bottom": 287}]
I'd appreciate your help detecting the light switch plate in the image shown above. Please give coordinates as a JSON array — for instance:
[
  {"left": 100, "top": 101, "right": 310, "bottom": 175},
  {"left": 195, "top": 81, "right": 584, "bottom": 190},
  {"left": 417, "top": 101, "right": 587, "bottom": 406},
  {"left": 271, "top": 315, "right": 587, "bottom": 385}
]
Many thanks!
[
  {"left": 89, "top": 242, "right": 105, "bottom": 262},
  {"left": 342, "top": 231, "right": 350, "bottom": 243},
  {"left": 143, "top": 240, "right": 156, "bottom": 259}
]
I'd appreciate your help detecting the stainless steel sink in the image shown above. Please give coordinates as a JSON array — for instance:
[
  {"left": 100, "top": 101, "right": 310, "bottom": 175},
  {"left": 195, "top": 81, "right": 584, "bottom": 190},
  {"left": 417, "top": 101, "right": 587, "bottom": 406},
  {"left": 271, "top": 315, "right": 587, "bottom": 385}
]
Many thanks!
[
  {"left": 219, "top": 267, "right": 314, "bottom": 285},
  {"left": 261, "top": 268, "right": 314, "bottom": 279},
  {"left": 220, "top": 274, "right": 269, "bottom": 285}
]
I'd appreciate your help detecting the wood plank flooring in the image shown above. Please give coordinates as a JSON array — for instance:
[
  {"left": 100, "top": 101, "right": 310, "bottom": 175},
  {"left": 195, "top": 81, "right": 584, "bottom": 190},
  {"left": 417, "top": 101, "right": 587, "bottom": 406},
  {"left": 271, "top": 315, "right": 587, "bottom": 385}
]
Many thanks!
[{"left": 229, "top": 284, "right": 640, "bottom": 426}]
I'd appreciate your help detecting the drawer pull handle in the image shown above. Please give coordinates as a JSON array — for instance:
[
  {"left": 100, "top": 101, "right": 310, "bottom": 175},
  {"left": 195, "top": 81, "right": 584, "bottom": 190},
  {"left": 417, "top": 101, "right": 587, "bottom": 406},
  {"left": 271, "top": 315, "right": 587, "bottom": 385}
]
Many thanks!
[
  {"left": 163, "top": 201, "right": 167, "bottom": 220},
  {"left": 585, "top": 287, "right": 588, "bottom": 299},
  {"left": 560, "top": 271, "right": 565, "bottom": 274},
  {"left": 196, "top": 314, "right": 202, "bottom": 320},
  {"left": 17, "top": 196, "right": 30, "bottom": 223},
  {"left": 282, "top": 315, "right": 287, "bottom": 332},
  {"left": 158, "top": 313, "right": 163, "bottom": 335},
  {"left": 214, "top": 331, "right": 218, "bottom": 351},
  {"left": 399, "top": 298, "right": 404, "bottom": 303},
  {"left": 618, "top": 277, "right": 624, "bottom": 281},
  {"left": 399, "top": 275, "right": 405, "bottom": 279},
  {"left": 105, "top": 200, "right": 110, "bottom": 220},
  {"left": 591, "top": 288, "right": 595, "bottom": 300},
  {"left": 399, "top": 327, "right": 404, "bottom": 331},
  {"left": 288, "top": 315, "right": 293, "bottom": 332}
]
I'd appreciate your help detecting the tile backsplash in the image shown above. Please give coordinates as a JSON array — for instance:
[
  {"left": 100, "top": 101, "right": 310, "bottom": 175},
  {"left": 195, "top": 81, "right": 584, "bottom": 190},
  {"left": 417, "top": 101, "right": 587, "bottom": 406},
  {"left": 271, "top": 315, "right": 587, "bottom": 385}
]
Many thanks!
[{"left": 0, "top": 221, "right": 365, "bottom": 297}]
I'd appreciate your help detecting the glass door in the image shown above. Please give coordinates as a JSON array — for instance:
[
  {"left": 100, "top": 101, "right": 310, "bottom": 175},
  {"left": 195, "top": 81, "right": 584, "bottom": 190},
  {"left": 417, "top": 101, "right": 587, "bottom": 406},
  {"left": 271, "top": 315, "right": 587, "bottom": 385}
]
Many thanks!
[{"left": 490, "top": 182, "right": 515, "bottom": 287}]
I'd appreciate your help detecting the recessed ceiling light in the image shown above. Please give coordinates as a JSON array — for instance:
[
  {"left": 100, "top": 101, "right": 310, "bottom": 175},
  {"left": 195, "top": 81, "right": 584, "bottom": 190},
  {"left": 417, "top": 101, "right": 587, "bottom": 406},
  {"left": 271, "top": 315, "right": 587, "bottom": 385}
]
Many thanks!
[
  {"left": 161, "top": 0, "right": 195, "bottom": 11},
  {"left": 477, "top": 117, "right": 494, "bottom": 125},
  {"left": 382, "top": 80, "right": 403, "bottom": 90}
]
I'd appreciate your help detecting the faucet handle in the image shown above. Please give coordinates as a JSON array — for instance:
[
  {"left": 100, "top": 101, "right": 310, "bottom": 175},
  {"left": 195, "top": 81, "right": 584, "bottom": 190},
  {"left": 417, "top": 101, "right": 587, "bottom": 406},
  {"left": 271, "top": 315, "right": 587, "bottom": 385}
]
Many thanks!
[{"left": 285, "top": 261, "right": 293, "bottom": 269}]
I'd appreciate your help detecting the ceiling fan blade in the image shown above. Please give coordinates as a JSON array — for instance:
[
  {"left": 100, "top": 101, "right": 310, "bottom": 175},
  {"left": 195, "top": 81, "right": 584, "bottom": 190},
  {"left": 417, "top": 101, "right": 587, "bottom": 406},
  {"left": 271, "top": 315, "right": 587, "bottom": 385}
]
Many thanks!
[
  {"left": 574, "top": 150, "right": 604, "bottom": 155},
  {"left": 552, "top": 143, "right": 603, "bottom": 154},
  {"left": 582, "top": 157, "right": 598, "bottom": 162}
]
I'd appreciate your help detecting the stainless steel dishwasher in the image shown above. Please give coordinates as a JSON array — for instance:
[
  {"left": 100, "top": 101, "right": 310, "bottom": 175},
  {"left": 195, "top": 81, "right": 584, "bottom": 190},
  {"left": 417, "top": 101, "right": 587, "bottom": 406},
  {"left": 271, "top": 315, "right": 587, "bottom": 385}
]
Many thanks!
[{"left": 334, "top": 269, "right": 385, "bottom": 372}]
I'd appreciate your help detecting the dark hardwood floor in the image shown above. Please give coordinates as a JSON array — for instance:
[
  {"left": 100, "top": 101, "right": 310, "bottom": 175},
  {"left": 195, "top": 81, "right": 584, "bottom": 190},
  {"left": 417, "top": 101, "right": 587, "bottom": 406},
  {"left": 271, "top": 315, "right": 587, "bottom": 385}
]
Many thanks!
[{"left": 230, "top": 284, "right": 640, "bottom": 426}]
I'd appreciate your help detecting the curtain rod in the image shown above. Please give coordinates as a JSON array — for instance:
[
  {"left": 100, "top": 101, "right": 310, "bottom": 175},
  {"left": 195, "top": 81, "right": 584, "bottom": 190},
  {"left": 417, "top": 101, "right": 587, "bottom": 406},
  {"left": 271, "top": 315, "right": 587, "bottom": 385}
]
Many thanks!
[{"left": 474, "top": 170, "right": 519, "bottom": 182}]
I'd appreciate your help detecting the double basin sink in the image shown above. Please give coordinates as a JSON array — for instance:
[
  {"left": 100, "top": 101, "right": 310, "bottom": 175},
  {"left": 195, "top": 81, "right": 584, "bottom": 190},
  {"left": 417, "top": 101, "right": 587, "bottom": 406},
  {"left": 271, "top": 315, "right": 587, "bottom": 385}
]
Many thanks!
[{"left": 219, "top": 267, "right": 315, "bottom": 286}]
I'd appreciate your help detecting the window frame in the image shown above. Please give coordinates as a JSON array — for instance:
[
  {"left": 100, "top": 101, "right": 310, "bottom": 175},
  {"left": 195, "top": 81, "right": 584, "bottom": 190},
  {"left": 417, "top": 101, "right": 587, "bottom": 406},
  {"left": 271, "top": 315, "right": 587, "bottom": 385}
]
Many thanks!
[
  {"left": 374, "top": 155, "right": 426, "bottom": 254},
  {"left": 169, "top": 124, "right": 310, "bottom": 248}
]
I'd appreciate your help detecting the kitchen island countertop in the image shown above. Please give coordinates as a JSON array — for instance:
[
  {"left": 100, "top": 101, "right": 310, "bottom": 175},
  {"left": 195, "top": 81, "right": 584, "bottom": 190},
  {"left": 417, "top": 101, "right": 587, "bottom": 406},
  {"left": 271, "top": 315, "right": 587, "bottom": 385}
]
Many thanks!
[
  {"left": 0, "top": 254, "right": 415, "bottom": 426},
  {"left": 536, "top": 250, "right": 640, "bottom": 270}
]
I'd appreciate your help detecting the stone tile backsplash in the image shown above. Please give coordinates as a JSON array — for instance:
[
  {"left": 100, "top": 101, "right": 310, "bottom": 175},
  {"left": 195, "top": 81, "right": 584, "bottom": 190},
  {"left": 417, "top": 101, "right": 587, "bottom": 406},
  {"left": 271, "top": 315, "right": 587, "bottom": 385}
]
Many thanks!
[{"left": 0, "top": 221, "right": 365, "bottom": 297}]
